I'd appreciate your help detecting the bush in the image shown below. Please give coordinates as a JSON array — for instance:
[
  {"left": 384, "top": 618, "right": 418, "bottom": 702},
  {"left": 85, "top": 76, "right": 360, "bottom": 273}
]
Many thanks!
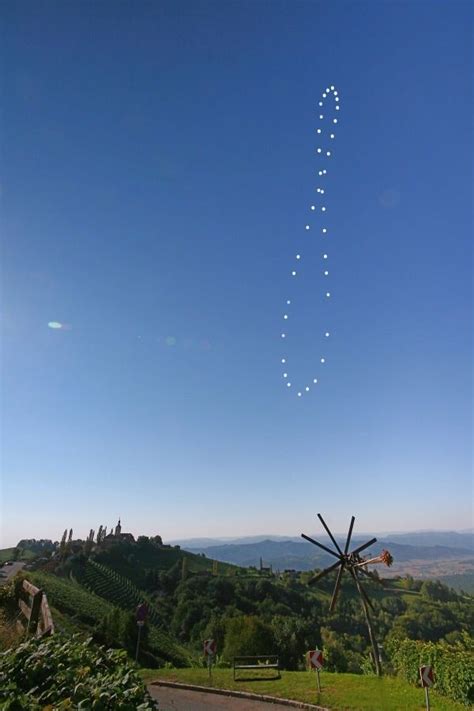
[
  {"left": 222, "top": 615, "right": 275, "bottom": 661},
  {"left": 0, "top": 633, "right": 157, "bottom": 709},
  {"left": 386, "top": 634, "right": 474, "bottom": 706}
]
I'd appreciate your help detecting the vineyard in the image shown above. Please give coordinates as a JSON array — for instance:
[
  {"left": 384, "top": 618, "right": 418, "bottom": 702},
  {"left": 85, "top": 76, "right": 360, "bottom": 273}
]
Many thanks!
[
  {"left": 30, "top": 567, "right": 192, "bottom": 667},
  {"left": 30, "top": 571, "right": 113, "bottom": 626},
  {"left": 79, "top": 560, "right": 162, "bottom": 626}
]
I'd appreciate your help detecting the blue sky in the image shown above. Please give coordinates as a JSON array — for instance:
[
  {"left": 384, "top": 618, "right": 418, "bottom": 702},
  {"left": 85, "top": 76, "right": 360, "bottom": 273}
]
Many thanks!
[{"left": 1, "top": 0, "right": 472, "bottom": 547}]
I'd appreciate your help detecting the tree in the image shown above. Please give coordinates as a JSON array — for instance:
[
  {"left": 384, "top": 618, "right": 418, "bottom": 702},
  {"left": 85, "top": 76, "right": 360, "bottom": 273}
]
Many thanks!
[
  {"left": 223, "top": 615, "right": 276, "bottom": 661},
  {"left": 59, "top": 529, "right": 67, "bottom": 557}
]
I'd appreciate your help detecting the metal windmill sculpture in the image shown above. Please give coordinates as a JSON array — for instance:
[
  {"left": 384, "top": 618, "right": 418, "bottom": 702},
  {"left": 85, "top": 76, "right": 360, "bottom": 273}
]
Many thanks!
[{"left": 302, "top": 513, "right": 393, "bottom": 676}]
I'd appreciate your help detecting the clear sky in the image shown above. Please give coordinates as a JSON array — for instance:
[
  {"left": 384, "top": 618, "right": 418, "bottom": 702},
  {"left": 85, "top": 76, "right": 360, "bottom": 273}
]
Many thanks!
[{"left": 1, "top": 0, "right": 472, "bottom": 548}]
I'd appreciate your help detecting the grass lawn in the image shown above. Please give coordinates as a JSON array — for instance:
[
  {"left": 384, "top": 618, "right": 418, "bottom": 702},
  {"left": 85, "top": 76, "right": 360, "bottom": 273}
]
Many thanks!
[
  {"left": 0, "top": 549, "right": 16, "bottom": 564},
  {"left": 141, "top": 668, "right": 467, "bottom": 711}
]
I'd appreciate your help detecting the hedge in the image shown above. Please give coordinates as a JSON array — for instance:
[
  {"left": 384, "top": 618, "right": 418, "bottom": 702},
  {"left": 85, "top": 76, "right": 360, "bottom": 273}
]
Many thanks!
[{"left": 386, "top": 636, "right": 474, "bottom": 706}]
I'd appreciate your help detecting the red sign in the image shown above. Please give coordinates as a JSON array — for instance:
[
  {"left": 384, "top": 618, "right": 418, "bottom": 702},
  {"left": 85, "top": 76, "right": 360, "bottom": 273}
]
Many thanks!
[
  {"left": 420, "top": 665, "right": 434, "bottom": 688},
  {"left": 308, "top": 649, "right": 323, "bottom": 670},
  {"left": 136, "top": 603, "right": 148, "bottom": 623},
  {"left": 203, "top": 639, "right": 217, "bottom": 656}
]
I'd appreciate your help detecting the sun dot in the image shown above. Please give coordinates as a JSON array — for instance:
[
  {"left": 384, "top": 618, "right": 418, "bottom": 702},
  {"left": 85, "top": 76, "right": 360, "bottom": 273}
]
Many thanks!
[
  {"left": 287, "top": 382, "right": 291, "bottom": 387},
  {"left": 321, "top": 206, "right": 326, "bottom": 212},
  {"left": 283, "top": 314, "right": 288, "bottom": 319},
  {"left": 335, "top": 97, "right": 339, "bottom": 102},
  {"left": 326, "top": 151, "right": 331, "bottom": 156},
  {"left": 305, "top": 225, "right": 310, "bottom": 230},
  {"left": 286, "top": 299, "right": 291, "bottom": 304},
  {"left": 333, "top": 119, "right": 338, "bottom": 124},
  {"left": 322, "top": 228, "right": 327, "bottom": 233},
  {"left": 283, "top": 372, "right": 288, "bottom": 377},
  {"left": 281, "top": 358, "right": 286, "bottom": 363},
  {"left": 325, "top": 332, "right": 330, "bottom": 337},
  {"left": 291, "top": 270, "right": 296, "bottom": 276},
  {"left": 336, "top": 105, "right": 340, "bottom": 111},
  {"left": 321, "top": 357, "right": 326, "bottom": 363},
  {"left": 324, "top": 270, "right": 329, "bottom": 276},
  {"left": 281, "top": 333, "right": 286, "bottom": 338},
  {"left": 330, "top": 134, "right": 335, "bottom": 139},
  {"left": 313, "top": 378, "right": 318, "bottom": 384},
  {"left": 317, "top": 128, "right": 322, "bottom": 134},
  {"left": 311, "top": 205, "right": 316, "bottom": 210},
  {"left": 318, "top": 171, "right": 323, "bottom": 176},
  {"left": 323, "top": 253, "right": 328, "bottom": 259},
  {"left": 334, "top": 90, "right": 338, "bottom": 96},
  {"left": 297, "top": 392, "right": 302, "bottom": 397},
  {"left": 323, "top": 169, "right": 327, "bottom": 174},
  {"left": 317, "top": 148, "right": 322, "bottom": 153},
  {"left": 322, "top": 93, "right": 327, "bottom": 98},
  {"left": 326, "top": 292, "right": 331, "bottom": 297},
  {"left": 305, "top": 386, "right": 310, "bottom": 391},
  {"left": 319, "top": 115, "right": 324, "bottom": 119},
  {"left": 330, "top": 85, "right": 335, "bottom": 90},
  {"left": 296, "top": 254, "right": 301, "bottom": 259}
]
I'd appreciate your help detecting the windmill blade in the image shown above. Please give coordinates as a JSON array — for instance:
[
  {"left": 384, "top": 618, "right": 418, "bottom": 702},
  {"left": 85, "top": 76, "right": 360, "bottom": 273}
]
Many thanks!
[
  {"left": 351, "top": 537, "right": 377, "bottom": 557},
  {"left": 309, "top": 559, "right": 342, "bottom": 584},
  {"left": 317, "top": 513, "right": 344, "bottom": 556},
  {"left": 329, "top": 563, "right": 345, "bottom": 612},
  {"left": 344, "top": 516, "right": 355, "bottom": 554},
  {"left": 350, "top": 568, "right": 374, "bottom": 611},
  {"left": 301, "top": 533, "right": 341, "bottom": 560}
]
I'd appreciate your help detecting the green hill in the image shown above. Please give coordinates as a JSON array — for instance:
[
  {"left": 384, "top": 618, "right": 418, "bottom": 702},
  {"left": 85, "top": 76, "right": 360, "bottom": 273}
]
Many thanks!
[{"left": 3, "top": 535, "right": 472, "bottom": 707}]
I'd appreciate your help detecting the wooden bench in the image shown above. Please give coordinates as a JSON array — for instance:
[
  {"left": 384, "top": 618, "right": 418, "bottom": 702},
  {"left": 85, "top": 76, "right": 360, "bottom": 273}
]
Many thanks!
[{"left": 233, "top": 655, "right": 280, "bottom": 680}]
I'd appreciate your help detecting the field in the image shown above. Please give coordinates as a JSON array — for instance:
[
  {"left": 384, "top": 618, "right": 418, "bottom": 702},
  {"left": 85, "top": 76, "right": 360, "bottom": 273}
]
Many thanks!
[{"left": 143, "top": 668, "right": 467, "bottom": 711}]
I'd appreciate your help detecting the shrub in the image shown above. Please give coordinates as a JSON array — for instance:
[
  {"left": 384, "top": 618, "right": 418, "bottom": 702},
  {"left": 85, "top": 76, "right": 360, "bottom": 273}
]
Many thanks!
[
  {"left": 0, "top": 633, "right": 157, "bottom": 709},
  {"left": 222, "top": 615, "right": 276, "bottom": 661},
  {"left": 386, "top": 634, "right": 474, "bottom": 706}
]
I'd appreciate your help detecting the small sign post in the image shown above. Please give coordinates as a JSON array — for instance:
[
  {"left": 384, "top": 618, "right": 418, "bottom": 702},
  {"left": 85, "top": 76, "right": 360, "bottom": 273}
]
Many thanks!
[
  {"left": 420, "top": 665, "right": 434, "bottom": 711},
  {"left": 308, "top": 649, "right": 324, "bottom": 693},
  {"left": 203, "top": 639, "right": 217, "bottom": 680},
  {"left": 135, "top": 603, "right": 148, "bottom": 663}
]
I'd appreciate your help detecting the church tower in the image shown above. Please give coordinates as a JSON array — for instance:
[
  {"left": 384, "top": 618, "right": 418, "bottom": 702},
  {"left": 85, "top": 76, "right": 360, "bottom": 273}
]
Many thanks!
[{"left": 114, "top": 518, "right": 122, "bottom": 537}]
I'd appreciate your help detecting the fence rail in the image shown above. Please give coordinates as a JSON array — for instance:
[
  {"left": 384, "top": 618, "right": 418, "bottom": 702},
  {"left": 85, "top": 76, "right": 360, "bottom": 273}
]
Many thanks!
[{"left": 18, "top": 579, "right": 54, "bottom": 637}]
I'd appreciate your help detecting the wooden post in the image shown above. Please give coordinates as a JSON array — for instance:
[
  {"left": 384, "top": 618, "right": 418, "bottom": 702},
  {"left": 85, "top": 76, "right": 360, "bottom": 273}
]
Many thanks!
[
  {"left": 352, "top": 571, "right": 381, "bottom": 676},
  {"left": 27, "top": 590, "right": 43, "bottom": 635},
  {"left": 316, "top": 668, "right": 321, "bottom": 693}
]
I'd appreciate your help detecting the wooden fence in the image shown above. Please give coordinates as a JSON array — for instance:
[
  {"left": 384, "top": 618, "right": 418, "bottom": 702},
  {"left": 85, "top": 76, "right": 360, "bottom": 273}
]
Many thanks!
[{"left": 18, "top": 579, "right": 54, "bottom": 637}]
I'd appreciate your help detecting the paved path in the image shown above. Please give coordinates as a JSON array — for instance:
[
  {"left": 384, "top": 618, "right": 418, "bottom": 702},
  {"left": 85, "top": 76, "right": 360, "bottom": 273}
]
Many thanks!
[
  {"left": 0, "top": 561, "right": 25, "bottom": 585},
  {"left": 148, "top": 686, "right": 301, "bottom": 711}
]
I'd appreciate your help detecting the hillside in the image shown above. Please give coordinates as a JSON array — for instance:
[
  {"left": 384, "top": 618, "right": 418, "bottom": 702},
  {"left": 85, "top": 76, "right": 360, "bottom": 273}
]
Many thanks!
[
  {"left": 185, "top": 535, "right": 474, "bottom": 585},
  {"left": 2, "top": 531, "right": 473, "bottom": 707}
]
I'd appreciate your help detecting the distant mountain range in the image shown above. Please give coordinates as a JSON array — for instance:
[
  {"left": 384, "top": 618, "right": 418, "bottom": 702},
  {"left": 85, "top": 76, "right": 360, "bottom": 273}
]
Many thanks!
[{"left": 167, "top": 531, "right": 474, "bottom": 576}]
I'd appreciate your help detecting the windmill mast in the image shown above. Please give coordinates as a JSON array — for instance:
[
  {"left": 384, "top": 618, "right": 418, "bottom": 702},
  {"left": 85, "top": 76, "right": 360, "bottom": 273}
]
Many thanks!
[{"left": 302, "top": 513, "right": 393, "bottom": 677}]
